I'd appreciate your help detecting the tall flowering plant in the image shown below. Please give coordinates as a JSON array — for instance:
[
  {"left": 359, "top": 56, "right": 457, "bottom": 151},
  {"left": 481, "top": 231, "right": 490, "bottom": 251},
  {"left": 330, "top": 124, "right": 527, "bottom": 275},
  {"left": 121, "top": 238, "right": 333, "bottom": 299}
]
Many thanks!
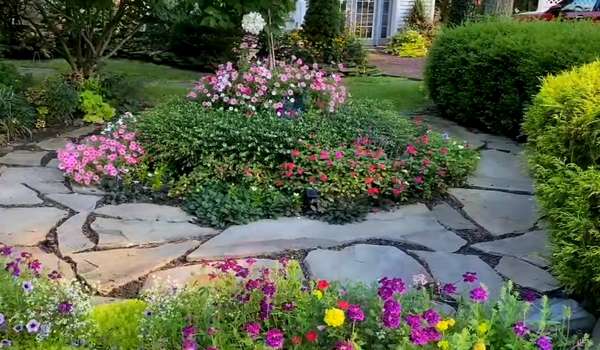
[{"left": 187, "top": 58, "right": 347, "bottom": 116}]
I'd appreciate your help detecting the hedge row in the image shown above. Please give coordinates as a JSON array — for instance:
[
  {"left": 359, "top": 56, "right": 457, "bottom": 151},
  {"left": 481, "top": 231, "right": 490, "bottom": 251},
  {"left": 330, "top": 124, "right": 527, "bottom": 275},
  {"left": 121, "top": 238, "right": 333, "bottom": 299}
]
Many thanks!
[{"left": 425, "top": 19, "right": 600, "bottom": 137}]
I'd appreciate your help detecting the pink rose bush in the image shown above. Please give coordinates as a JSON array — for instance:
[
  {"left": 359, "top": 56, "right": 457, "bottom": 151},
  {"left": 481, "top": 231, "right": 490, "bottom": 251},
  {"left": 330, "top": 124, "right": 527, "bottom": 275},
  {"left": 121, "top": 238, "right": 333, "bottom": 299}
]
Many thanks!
[
  {"left": 187, "top": 58, "right": 347, "bottom": 116},
  {"left": 58, "top": 121, "right": 144, "bottom": 186}
]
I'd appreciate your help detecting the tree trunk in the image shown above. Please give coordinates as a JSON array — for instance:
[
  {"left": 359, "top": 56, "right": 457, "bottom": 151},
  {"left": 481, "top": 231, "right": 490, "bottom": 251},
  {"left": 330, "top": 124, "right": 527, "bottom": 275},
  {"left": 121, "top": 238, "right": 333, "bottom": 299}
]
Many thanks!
[{"left": 484, "top": 0, "right": 515, "bottom": 15}]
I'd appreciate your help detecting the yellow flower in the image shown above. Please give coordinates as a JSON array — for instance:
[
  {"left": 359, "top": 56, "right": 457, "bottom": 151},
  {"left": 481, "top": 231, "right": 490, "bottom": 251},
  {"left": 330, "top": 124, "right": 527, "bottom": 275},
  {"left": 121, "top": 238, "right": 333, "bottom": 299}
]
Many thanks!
[
  {"left": 477, "top": 321, "right": 490, "bottom": 335},
  {"left": 324, "top": 307, "right": 345, "bottom": 327},
  {"left": 438, "top": 340, "right": 450, "bottom": 350},
  {"left": 312, "top": 290, "right": 323, "bottom": 300},
  {"left": 447, "top": 318, "right": 456, "bottom": 327},
  {"left": 436, "top": 320, "right": 449, "bottom": 332},
  {"left": 473, "top": 340, "right": 486, "bottom": 350}
]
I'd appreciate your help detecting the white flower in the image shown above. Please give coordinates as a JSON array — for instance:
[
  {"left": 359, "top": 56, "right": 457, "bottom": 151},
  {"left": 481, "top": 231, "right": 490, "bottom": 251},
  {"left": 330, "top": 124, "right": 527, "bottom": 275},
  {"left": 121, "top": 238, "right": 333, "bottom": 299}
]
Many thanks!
[{"left": 242, "top": 12, "right": 266, "bottom": 35}]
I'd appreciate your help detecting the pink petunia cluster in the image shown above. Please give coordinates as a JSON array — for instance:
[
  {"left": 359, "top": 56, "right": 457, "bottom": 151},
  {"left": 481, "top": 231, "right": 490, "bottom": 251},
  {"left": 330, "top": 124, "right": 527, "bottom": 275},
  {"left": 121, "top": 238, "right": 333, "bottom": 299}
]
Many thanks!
[
  {"left": 187, "top": 58, "right": 347, "bottom": 116},
  {"left": 57, "top": 126, "right": 144, "bottom": 186}
]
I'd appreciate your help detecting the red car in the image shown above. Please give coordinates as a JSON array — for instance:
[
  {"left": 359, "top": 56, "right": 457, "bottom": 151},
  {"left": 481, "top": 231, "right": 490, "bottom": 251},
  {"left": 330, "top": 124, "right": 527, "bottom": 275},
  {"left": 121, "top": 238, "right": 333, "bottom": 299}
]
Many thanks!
[{"left": 516, "top": 0, "right": 600, "bottom": 20}]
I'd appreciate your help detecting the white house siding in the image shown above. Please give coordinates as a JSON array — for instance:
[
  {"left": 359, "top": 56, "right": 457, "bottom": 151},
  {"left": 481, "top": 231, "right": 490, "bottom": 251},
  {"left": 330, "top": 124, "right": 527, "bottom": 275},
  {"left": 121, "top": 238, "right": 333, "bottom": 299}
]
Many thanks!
[{"left": 391, "top": 0, "right": 435, "bottom": 34}]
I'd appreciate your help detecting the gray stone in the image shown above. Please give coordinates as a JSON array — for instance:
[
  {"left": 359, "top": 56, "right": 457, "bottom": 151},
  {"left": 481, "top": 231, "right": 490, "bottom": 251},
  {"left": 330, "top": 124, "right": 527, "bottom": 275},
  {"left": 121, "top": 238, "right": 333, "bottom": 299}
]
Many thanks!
[
  {"left": 14, "top": 246, "right": 75, "bottom": 281},
  {"left": 0, "top": 183, "right": 42, "bottom": 205},
  {"left": 36, "top": 137, "right": 69, "bottom": 151},
  {"left": 305, "top": 244, "right": 430, "bottom": 285},
  {"left": 592, "top": 320, "right": 600, "bottom": 346},
  {"left": 142, "top": 259, "right": 280, "bottom": 293},
  {"left": 413, "top": 251, "right": 504, "bottom": 300},
  {"left": 450, "top": 188, "right": 538, "bottom": 236},
  {"left": 95, "top": 203, "right": 194, "bottom": 222},
  {"left": 495, "top": 257, "right": 559, "bottom": 293},
  {"left": 467, "top": 150, "right": 533, "bottom": 193},
  {"left": 92, "top": 217, "right": 217, "bottom": 249},
  {"left": 188, "top": 204, "right": 466, "bottom": 260},
  {"left": 526, "top": 298, "right": 596, "bottom": 332},
  {"left": 433, "top": 301, "right": 456, "bottom": 316},
  {"left": 0, "top": 207, "right": 69, "bottom": 246},
  {"left": 60, "top": 125, "right": 98, "bottom": 139},
  {"left": 57, "top": 212, "right": 95, "bottom": 255},
  {"left": 0, "top": 150, "right": 47, "bottom": 166},
  {"left": 422, "top": 115, "right": 487, "bottom": 149},
  {"left": 71, "top": 183, "right": 106, "bottom": 196},
  {"left": 27, "top": 181, "right": 71, "bottom": 195},
  {"left": 471, "top": 230, "right": 550, "bottom": 267},
  {"left": 485, "top": 136, "right": 523, "bottom": 154},
  {"left": 0, "top": 166, "right": 64, "bottom": 183},
  {"left": 46, "top": 159, "right": 59, "bottom": 168},
  {"left": 72, "top": 241, "right": 199, "bottom": 295},
  {"left": 47, "top": 193, "right": 102, "bottom": 212},
  {"left": 431, "top": 202, "right": 477, "bottom": 230}
]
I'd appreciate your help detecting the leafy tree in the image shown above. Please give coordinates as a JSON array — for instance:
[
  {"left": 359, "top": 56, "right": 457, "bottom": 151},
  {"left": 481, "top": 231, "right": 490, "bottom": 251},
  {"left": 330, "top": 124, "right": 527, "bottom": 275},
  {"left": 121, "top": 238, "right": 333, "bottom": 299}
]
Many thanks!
[{"left": 303, "top": 0, "right": 343, "bottom": 44}]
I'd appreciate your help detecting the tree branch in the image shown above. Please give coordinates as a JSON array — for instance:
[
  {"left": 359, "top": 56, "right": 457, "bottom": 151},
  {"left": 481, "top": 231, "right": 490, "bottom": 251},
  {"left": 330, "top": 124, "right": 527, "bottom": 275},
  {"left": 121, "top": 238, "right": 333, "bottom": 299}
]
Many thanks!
[{"left": 101, "top": 22, "right": 144, "bottom": 60}]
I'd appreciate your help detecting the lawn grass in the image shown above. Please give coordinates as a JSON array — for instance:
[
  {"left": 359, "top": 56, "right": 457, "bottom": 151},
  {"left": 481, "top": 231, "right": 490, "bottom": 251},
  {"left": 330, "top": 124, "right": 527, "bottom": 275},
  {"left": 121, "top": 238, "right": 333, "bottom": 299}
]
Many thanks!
[{"left": 344, "top": 76, "right": 430, "bottom": 113}]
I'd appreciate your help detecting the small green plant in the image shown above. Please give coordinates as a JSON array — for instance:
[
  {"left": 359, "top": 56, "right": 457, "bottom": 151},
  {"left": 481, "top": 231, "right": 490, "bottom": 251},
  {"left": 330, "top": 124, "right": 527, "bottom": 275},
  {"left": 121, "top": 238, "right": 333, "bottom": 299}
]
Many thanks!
[
  {"left": 27, "top": 76, "right": 79, "bottom": 124},
  {"left": 0, "top": 84, "right": 36, "bottom": 142},
  {"left": 90, "top": 299, "right": 147, "bottom": 349},
  {"left": 386, "top": 30, "right": 430, "bottom": 58},
  {"left": 80, "top": 90, "right": 116, "bottom": 124}
]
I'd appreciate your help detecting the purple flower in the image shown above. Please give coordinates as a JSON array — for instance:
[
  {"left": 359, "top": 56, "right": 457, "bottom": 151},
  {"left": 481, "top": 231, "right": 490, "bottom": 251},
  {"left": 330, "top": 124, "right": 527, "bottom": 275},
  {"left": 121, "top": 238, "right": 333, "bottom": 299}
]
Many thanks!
[
  {"left": 347, "top": 304, "right": 365, "bottom": 322},
  {"left": 22, "top": 281, "right": 33, "bottom": 293},
  {"left": 469, "top": 286, "right": 489, "bottom": 303},
  {"left": 182, "top": 324, "right": 197, "bottom": 339},
  {"left": 236, "top": 267, "right": 250, "bottom": 279},
  {"left": 144, "top": 309, "right": 153, "bottom": 318},
  {"left": 26, "top": 319, "right": 40, "bottom": 334},
  {"left": 383, "top": 299, "right": 402, "bottom": 316},
  {"left": 5, "top": 261, "right": 20, "bottom": 277},
  {"left": 536, "top": 336, "right": 553, "bottom": 350},
  {"left": 265, "top": 329, "right": 284, "bottom": 349},
  {"left": 378, "top": 286, "right": 394, "bottom": 300},
  {"left": 48, "top": 270, "right": 62, "bottom": 280},
  {"left": 410, "top": 327, "right": 429, "bottom": 345},
  {"left": 0, "top": 313, "right": 4, "bottom": 326},
  {"left": 206, "top": 347, "right": 218, "bottom": 350},
  {"left": 406, "top": 314, "right": 422, "bottom": 329},
  {"left": 237, "top": 293, "right": 251, "bottom": 304},
  {"left": 1, "top": 339, "right": 12, "bottom": 347},
  {"left": 335, "top": 341, "right": 354, "bottom": 350},
  {"left": 260, "top": 298, "right": 273, "bottom": 320},
  {"left": 58, "top": 302, "right": 74, "bottom": 315},
  {"left": 13, "top": 324, "right": 23, "bottom": 333},
  {"left": 423, "top": 309, "right": 441, "bottom": 326},
  {"left": 182, "top": 339, "right": 198, "bottom": 350},
  {"left": 207, "top": 327, "right": 217, "bottom": 336},
  {"left": 521, "top": 289, "right": 539, "bottom": 303},
  {"left": 424, "top": 327, "right": 442, "bottom": 342},
  {"left": 262, "top": 282, "right": 277, "bottom": 298},
  {"left": 246, "top": 279, "right": 260, "bottom": 291},
  {"left": 463, "top": 272, "right": 478, "bottom": 283},
  {"left": 28, "top": 260, "right": 42, "bottom": 274},
  {"left": 282, "top": 301, "right": 296, "bottom": 312},
  {"left": 513, "top": 321, "right": 529, "bottom": 337},
  {"left": 245, "top": 322, "right": 261, "bottom": 339},
  {"left": 381, "top": 312, "right": 401, "bottom": 329},
  {"left": 442, "top": 283, "right": 457, "bottom": 295},
  {"left": 0, "top": 245, "right": 13, "bottom": 256}
]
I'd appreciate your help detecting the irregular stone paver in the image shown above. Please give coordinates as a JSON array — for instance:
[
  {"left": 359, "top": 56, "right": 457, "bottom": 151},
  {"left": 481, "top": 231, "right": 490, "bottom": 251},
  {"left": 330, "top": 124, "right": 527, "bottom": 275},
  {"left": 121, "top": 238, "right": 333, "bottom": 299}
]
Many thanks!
[
  {"left": 46, "top": 158, "right": 59, "bottom": 168},
  {"left": 0, "top": 166, "right": 64, "bottom": 183},
  {"left": 467, "top": 150, "right": 533, "bottom": 193},
  {"left": 142, "top": 259, "right": 280, "bottom": 293},
  {"left": 0, "top": 207, "right": 69, "bottom": 246},
  {"left": 95, "top": 203, "right": 194, "bottom": 222},
  {"left": 0, "top": 183, "right": 43, "bottom": 205},
  {"left": 413, "top": 251, "right": 504, "bottom": 299},
  {"left": 188, "top": 204, "right": 466, "bottom": 260},
  {"left": 471, "top": 230, "right": 550, "bottom": 267},
  {"left": 92, "top": 217, "right": 217, "bottom": 249},
  {"left": 71, "top": 184, "right": 106, "bottom": 196},
  {"left": 593, "top": 320, "right": 600, "bottom": 345},
  {"left": 305, "top": 245, "right": 430, "bottom": 285},
  {"left": 431, "top": 202, "right": 477, "bottom": 230},
  {"left": 0, "top": 150, "right": 47, "bottom": 166},
  {"left": 36, "top": 137, "right": 69, "bottom": 151},
  {"left": 526, "top": 298, "right": 596, "bottom": 332},
  {"left": 450, "top": 189, "right": 538, "bottom": 236},
  {"left": 72, "top": 241, "right": 199, "bottom": 295},
  {"left": 47, "top": 193, "right": 102, "bottom": 212},
  {"left": 485, "top": 135, "right": 523, "bottom": 154},
  {"left": 15, "top": 246, "right": 75, "bottom": 281},
  {"left": 27, "top": 181, "right": 71, "bottom": 195},
  {"left": 60, "top": 125, "right": 97, "bottom": 139},
  {"left": 422, "top": 115, "right": 487, "bottom": 149},
  {"left": 494, "top": 257, "right": 559, "bottom": 293},
  {"left": 57, "top": 212, "right": 95, "bottom": 256}
]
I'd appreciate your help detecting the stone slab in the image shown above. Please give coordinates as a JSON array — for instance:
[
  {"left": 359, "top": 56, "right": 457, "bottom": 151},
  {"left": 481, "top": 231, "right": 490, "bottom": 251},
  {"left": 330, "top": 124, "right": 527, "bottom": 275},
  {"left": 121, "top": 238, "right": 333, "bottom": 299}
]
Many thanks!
[
  {"left": 92, "top": 217, "right": 218, "bottom": 249},
  {"left": 57, "top": 212, "right": 95, "bottom": 255},
  {"left": 494, "top": 257, "right": 559, "bottom": 293},
  {"left": 431, "top": 202, "right": 477, "bottom": 230},
  {"left": 0, "top": 150, "right": 47, "bottom": 166},
  {"left": 142, "top": 259, "right": 279, "bottom": 293},
  {"left": 14, "top": 246, "right": 75, "bottom": 281},
  {"left": 450, "top": 188, "right": 538, "bottom": 236},
  {"left": 422, "top": 115, "right": 487, "bottom": 149},
  {"left": 27, "top": 181, "right": 71, "bottom": 195},
  {"left": 305, "top": 244, "right": 430, "bottom": 285},
  {"left": 467, "top": 150, "right": 533, "bottom": 193},
  {"left": 60, "top": 125, "right": 98, "bottom": 139},
  {"left": 526, "top": 298, "right": 596, "bottom": 332},
  {"left": 471, "top": 230, "right": 550, "bottom": 267},
  {"left": 46, "top": 159, "right": 59, "bottom": 168},
  {"left": 0, "top": 207, "right": 69, "bottom": 246},
  {"left": 0, "top": 183, "right": 43, "bottom": 205},
  {"left": 72, "top": 241, "right": 199, "bottom": 295},
  {"left": 593, "top": 320, "right": 600, "bottom": 346},
  {"left": 36, "top": 137, "right": 70, "bottom": 151},
  {"left": 484, "top": 135, "right": 523, "bottom": 154},
  {"left": 0, "top": 166, "right": 64, "bottom": 183},
  {"left": 71, "top": 184, "right": 106, "bottom": 196},
  {"left": 47, "top": 193, "right": 102, "bottom": 212},
  {"left": 188, "top": 204, "right": 467, "bottom": 260},
  {"left": 413, "top": 251, "right": 504, "bottom": 300},
  {"left": 95, "top": 203, "right": 195, "bottom": 222}
]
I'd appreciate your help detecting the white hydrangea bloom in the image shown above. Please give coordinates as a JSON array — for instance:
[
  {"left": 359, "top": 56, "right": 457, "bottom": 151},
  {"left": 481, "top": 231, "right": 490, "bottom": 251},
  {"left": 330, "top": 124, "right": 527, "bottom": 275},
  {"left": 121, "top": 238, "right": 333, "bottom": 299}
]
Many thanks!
[{"left": 242, "top": 12, "right": 266, "bottom": 35}]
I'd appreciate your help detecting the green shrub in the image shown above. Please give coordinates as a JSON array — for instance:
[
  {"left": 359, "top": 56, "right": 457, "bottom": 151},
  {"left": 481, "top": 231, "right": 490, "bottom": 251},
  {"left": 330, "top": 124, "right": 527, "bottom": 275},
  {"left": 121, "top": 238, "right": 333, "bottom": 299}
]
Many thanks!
[
  {"left": 0, "top": 85, "right": 36, "bottom": 143},
  {"left": 524, "top": 61, "right": 600, "bottom": 305},
  {"left": 0, "top": 61, "right": 29, "bottom": 92},
  {"left": 27, "top": 76, "right": 80, "bottom": 124},
  {"left": 386, "top": 30, "right": 430, "bottom": 58},
  {"left": 90, "top": 299, "right": 147, "bottom": 349},
  {"left": 80, "top": 90, "right": 116, "bottom": 124},
  {"left": 425, "top": 19, "right": 600, "bottom": 137}
]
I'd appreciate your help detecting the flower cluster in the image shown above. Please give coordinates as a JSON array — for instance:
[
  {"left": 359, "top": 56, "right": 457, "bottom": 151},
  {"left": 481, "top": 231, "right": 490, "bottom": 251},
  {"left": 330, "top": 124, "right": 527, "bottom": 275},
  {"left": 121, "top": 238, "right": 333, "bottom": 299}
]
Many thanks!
[
  {"left": 57, "top": 117, "right": 144, "bottom": 185},
  {"left": 242, "top": 12, "right": 266, "bottom": 35},
  {"left": 187, "top": 59, "right": 347, "bottom": 115}
]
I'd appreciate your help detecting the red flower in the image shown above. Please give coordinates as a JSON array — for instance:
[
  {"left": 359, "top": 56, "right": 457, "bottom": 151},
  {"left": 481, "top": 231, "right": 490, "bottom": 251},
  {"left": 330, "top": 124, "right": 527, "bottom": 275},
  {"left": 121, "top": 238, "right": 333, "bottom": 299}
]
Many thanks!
[
  {"left": 364, "top": 177, "right": 375, "bottom": 185},
  {"left": 337, "top": 300, "right": 350, "bottom": 310},
  {"left": 421, "top": 134, "right": 430, "bottom": 145},
  {"left": 297, "top": 167, "right": 304, "bottom": 176},
  {"left": 422, "top": 159, "right": 432, "bottom": 168},
  {"left": 291, "top": 149, "right": 301, "bottom": 158},
  {"left": 319, "top": 174, "right": 328, "bottom": 182},
  {"left": 392, "top": 187, "right": 404, "bottom": 197},
  {"left": 305, "top": 331, "right": 318, "bottom": 343},
  {"left": 406, "top": 144, "right": 418, "bottom": 156},
  {"left": 309, "top": 154, "right": 318, "bottom": 162},
  {"left": 282, "top": 162, "right": 296, "bottom": 171},
  {"left": 413, "top": 116, "right": 423, "bottom": 125},
  {"left": 372, "top": 149, "right": 385, "bottom": 159},
  {"left": 414, "top": 175, "right": 424, "bottom": 184},
  {"left": 320, "top": 150, "right": 330, "bottom": 160},
  {"left": 440, "top": 147, "right": 449, "bottom": 156},
  {"left": 368, "top": 164, "right": 377, "bottom": 173},
  {"left": 367, "top": 187, "right": 380, "bottom": 197},
  {"left": 317, "top": 280, "right": 330, "bottom": 291},
  {"left": 292, "top": 336, "right": 302, "bottom": 345}
]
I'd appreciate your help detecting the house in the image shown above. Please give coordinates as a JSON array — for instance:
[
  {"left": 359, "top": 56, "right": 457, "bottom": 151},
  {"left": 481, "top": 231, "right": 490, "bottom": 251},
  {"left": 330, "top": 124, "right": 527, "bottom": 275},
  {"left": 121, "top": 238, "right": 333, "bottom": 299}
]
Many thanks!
[{"left": 288, "top": 0, "right": 435, "bottom": 45}]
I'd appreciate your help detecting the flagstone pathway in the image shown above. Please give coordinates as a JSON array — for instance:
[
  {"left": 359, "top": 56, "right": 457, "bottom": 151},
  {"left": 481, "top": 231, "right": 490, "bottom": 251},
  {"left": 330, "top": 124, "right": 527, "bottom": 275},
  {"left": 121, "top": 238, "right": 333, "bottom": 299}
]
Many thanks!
[{"left": 0, "top": 120, "right": 596, "bottom": 332}]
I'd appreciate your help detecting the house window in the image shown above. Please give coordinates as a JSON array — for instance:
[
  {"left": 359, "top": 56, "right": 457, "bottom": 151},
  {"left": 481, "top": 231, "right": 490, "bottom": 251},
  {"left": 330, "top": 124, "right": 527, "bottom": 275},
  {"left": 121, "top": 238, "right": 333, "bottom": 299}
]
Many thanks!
[
  {"left": 380, "top": 0, "right": 391, "bottom": 38},
  {"left": 354, "top": 0, "right": 376, "bottom": 38}
]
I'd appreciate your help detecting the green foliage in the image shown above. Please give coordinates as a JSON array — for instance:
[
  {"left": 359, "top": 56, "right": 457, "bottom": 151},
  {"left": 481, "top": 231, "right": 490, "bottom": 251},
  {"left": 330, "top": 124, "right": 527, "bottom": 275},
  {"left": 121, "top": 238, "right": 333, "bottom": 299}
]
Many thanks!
[
  {"left": 0, "top": 85, "right": 36, "bottom": 143},
  {"left": 0, "top": 60, "right": 29, "bottom": 91},
  {"left": 79, "top": 90, "right": 116, "bottom": 124},
  {"left": 302, "top": 0, "right": 344, "bottom": 62},
  {"left": 425, "top": 19, "right": 600, "bottom": 137},
  {"left": 386, "top": 30, "right": 429, "bottom": 58},
  {"left": 90, "top": 299, "right": 147, "bottom": 349},
  {"left": 277, "top": 30, "right": 367, "bottom": 65},
  {"left": 98, "top": 73, "right": 145, "bottom": 113},
  {"left": 524, "top": 61, "right": 600, "bottom": 306},
  {"left": 27, "top": 76, "right": 80, "bottom": 124}
]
